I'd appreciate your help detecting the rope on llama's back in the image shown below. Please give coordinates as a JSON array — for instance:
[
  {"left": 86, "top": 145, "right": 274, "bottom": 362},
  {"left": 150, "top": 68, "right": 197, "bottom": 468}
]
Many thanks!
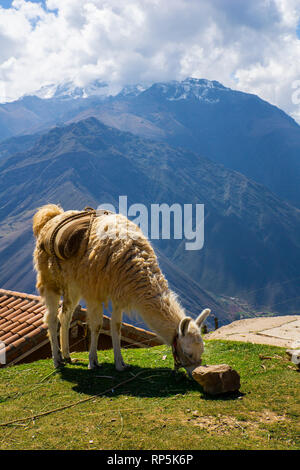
[{"left": 33, "top": 204, "right": 210, "bottom": 374}]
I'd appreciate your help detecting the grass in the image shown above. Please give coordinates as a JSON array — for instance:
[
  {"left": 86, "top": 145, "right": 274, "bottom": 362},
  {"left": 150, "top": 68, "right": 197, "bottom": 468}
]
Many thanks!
[{"left": 0, "top": 339, "right": 299, "bottom": 450}]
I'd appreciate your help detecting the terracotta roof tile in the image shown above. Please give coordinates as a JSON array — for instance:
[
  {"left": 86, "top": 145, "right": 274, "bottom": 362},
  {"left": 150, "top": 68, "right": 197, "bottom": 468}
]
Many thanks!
[
  {"left": 23, "top": 314, "right": 43, "bottom": 324},
  {"left": 1, "top": 322, "right": 16, "bottom": 333},
  {"left": 13, "top": 311, "right": 36, "bottom": 324},
  {"left": 24, "top": 329, "right": 43, "bottom": 341},
  {"left": 26, "top": 301, "right": 44, "bottom": 312},
  {"left": 6, "top": 298, "right": 23, "bottom": 308},
  {"left": 1, "top": 331, "right": 14, "bottom": 341},
  {"left": 0, "top": 298, "right": 15, "bottom": 308},
  {"left": 33, "top": 318, "right": 46, "bottom": 328},
  {"left": 15, "top": 325, "right": 36, "bottom": 337},
  {"left": 10, "top": 337, "right": 26, "bottom": 349},
  {"left": 4, "top": 333, "right": 21, "bottom": 345},
  {"left": 5, "top": 309, "right": 23, "bottom": 321},
  {"left": 0, "top": 288, "right": 50, "bottom": 365},
  {"left": 11, "top": 323, "right": 31, "bottom": 335},
  {"left": 29, "top": 306, "right": 46, "bottom": 314}
]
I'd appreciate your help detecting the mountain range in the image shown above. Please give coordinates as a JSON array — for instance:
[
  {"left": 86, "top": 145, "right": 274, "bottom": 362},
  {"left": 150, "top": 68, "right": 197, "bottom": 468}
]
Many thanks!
[
  {"left": 1, "top": 77, "right": 300, "bottom": 208},
  {"left": 0, "top": 117, "right": 299, "bottom": 326}
]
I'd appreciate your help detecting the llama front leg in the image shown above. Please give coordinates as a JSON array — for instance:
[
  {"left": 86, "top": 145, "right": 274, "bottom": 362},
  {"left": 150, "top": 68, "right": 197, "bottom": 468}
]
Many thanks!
[
  {"left": 43, "top": 289, "right": 63, "bottom": 368},
  {"left": 111, "top": 307, "right": 130, "bottom": 371},
  {"left": 86, "top": 301, "right": 103, "bottom": 369},
  {"left": 58, "top": 292, "right": 80, "bottom": 364}
]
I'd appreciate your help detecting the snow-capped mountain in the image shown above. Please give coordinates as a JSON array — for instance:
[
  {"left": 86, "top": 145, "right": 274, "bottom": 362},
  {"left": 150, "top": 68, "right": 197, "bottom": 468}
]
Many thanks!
[
  {"left": 116, "top": 83, "right": 149, "bottom": 98},
  {"left": 148, "top": 78, "right": 228, "bottom": 103},
  {"left": 29, "top": 77, "right": 227, "bottom": 102},
  {"left": 0, "top": 76, "right": 299, "bottom": 209},
  {"left": 32, "top": 79, "right": 112, "bottom": 100}
]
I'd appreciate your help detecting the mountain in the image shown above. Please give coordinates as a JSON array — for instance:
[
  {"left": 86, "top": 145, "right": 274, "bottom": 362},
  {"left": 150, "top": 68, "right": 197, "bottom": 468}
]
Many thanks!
[
  {"left": 0, "top": 118, "right": 299, "bottom": 324},
  {"left": 77, "top": 77, "right": 300, "bottom": 208},
  {"left": 0, "top": 94, "right": 97, "bottom": 141},
  {"left": 1, "top": 77, "right": 299, "bottom": 208},
  {"left": 0, "top": 79, "right": 112, "bottom": 141},
  {"left": 33, "top": 79, "right": 110, "bottom": 100},
  {"left": 0, "top": 133, "right": 41, "bottom": 161}
]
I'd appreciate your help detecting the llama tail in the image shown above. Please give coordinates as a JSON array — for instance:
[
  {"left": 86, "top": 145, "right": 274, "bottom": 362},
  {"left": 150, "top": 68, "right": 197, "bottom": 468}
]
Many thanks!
[{"left": 33, "top": 204, "right": 63, "bottom": 238}]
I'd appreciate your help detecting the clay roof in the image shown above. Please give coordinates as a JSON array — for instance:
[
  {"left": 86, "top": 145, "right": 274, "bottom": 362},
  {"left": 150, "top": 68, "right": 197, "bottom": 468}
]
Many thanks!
[
  {"left": 0, "top": 289, "right": 48, "bottom": 366},
  {"left": 0, "top": 288, "right": 161, "bottom": 367}
]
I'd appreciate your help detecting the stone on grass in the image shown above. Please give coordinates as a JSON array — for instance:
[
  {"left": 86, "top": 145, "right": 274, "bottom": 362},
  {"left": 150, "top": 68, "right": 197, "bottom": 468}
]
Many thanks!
[
  {"left": 192, "top": 364, "right": 240, "bottom": 395},
  {"left": 286, "top": 349, "right": 300, "bottom": 369}
]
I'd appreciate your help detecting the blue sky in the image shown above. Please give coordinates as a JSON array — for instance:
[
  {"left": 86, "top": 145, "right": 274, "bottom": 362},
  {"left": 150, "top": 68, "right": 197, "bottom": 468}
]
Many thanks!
[
  {"left": 0, "top": 0, "right": 300, "bottom": 122},
  {"left": 0, "top": 0, "right": 57, "bottom": 12},
  {"left": 0, "top": 0, "right": 44, "bottom": 7},
  {"left": 0, "top": 0, "right": 13, "bottom": 6}
]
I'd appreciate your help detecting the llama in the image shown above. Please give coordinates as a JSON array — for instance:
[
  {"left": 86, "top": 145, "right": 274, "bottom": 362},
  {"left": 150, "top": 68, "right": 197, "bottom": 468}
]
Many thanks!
[{"left": 33, "top": 204, "right": 210, "bottom": 375}]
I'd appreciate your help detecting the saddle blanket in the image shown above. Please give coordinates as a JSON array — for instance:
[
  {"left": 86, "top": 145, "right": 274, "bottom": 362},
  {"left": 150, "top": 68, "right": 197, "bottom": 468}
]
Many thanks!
[
  {"left": 43, "top": 212, "right": 93, "bottom": 260},
  {"left": 42, "top": 209, "right": 110, "bottom": 261}
]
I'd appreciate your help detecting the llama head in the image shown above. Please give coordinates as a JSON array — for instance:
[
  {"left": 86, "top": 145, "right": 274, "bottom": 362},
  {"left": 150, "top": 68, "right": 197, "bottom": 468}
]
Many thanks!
[{"left": 174, "top": 308, "right": 210, "bottom": 376}]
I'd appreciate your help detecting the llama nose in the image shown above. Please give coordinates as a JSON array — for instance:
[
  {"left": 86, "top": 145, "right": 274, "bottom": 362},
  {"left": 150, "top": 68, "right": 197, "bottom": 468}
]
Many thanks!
[{"left": 185, "top": 362, "right": 201, "bottom": 378}]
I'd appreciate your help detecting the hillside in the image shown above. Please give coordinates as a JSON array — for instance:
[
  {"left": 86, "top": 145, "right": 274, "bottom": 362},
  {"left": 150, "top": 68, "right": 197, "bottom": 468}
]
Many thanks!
[
  {"left": 0, "top": 118, "right": 299, "bottom": 321},
  {"left": 91, "top": 78, "right": 300, "bottom": 208}
]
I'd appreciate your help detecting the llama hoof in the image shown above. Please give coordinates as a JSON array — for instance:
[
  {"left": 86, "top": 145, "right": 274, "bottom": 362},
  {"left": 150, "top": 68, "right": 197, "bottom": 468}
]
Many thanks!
[
  {"left": 54, "top": 351, "right": 65, "bottom": 368},
  {"left": 115, "top": 362, "right": 131, "bottom": 371},
  {"left": 63, "top": 357, "right": 73, "bottom": 364},
  {"left": 54, "top": 359, "right": 65, "bottom": 368},
  {"left": 88, "top": 361, "right": 102, "bottom": 370}
]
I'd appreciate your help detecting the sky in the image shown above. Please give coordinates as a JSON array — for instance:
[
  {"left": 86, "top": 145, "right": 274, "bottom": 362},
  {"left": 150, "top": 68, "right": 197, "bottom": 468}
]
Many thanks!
[{"left": 0, "top": 0, "right": 300, "bottom": 122}]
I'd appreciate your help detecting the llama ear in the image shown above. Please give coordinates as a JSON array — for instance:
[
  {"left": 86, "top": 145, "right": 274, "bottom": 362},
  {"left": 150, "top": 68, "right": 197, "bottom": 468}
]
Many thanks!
[
  {"left": 195, "top": 309, "right": 211, "bottom": 328},
  {"left": 179, "top": 317, "right": 192, "bottom": 336}
]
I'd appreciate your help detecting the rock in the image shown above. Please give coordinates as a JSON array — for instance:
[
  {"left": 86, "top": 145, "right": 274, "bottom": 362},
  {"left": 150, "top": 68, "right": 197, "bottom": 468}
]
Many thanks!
[
  {"left": 286, "top": 349, "right": 300, "bottom": 369},
  {"left": 192, "top": 364, "right": 240, "bottom": 395}
]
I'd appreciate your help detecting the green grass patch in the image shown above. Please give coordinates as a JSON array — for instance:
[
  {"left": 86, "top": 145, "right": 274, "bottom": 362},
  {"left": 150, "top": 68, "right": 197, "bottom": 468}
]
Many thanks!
[{"left": 0, "top": 340, "right": 299, "bottom": 450}]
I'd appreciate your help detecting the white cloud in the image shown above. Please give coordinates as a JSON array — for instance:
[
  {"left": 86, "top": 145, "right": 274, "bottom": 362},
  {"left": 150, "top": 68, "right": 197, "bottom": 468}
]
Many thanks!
[{"left": 0, "top": 0, "right": 300, "bottom": 122}]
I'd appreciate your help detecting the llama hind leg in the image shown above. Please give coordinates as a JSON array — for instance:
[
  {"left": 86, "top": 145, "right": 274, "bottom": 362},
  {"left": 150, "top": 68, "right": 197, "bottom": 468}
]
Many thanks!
[
  {"left": 43, "top": 289, "right": 62, "bottom": 368},
  {"left": 58, "top": 290, "right": 80, "bottom": 363},
  {"left": 111, "top": 307, "right": 130, "bottom": 371},
  {"left": 86, "top": 301, "right": 103, "bottom": 369}
]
